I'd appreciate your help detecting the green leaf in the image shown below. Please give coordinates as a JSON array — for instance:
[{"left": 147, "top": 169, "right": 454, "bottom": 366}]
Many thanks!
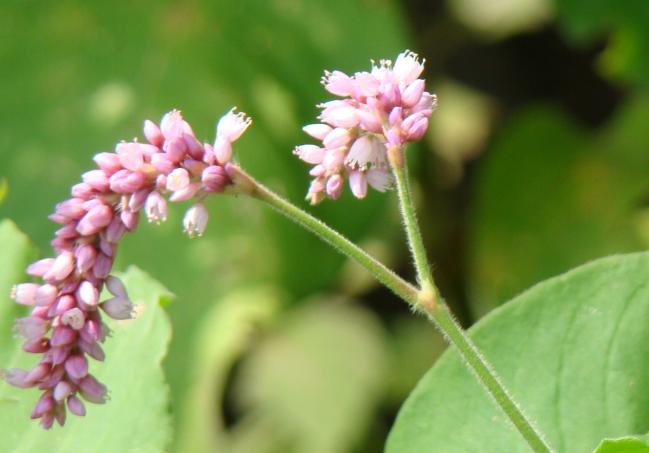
[
  {"left": 0, "top": 261, "right": 174, "bottom": 452},
  {"left": 387, "top": 252, "right": 649, "bottom": 453},
  {"left": 469, "top": 99, "right": 649, "bottom": 316},
  {"left": 593, "top": 436, "right": 649, "bottom": 453},
  {"left": 233, "top": 300, "right": 388, "bottom": 453}
]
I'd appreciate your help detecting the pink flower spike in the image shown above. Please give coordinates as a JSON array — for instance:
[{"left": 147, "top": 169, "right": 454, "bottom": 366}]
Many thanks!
[
  {"left": 143, "top": 119, "right": 163, "bottom": 146},
  {"left": 65, "top": 354, "right": 89, "bottom": 380},
  {"left": 183, "top": 203, "right": 208, "bottom": 238},
  {"left": 216, "top": 108, "right": 252, "bottom": 143},
  {"left": 101, "top": 296, "right": 134, "bottom": 320}
]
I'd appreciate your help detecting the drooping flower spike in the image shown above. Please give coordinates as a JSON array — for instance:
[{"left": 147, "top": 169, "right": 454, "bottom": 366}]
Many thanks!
[
  {"left": 294, "top": 50, "right": 437, "bottom": 204},
  {"left": 2, "top": 108, "right": 251, "bottom": 429}
]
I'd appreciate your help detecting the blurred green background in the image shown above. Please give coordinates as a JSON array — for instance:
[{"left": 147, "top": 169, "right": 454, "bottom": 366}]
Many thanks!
[{"left": 1, "top": 0, "right": 649, "bottom": 451}]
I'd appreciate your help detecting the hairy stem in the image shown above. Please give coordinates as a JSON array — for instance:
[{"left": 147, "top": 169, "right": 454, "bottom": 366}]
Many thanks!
[
  {"left": 226, "top": 164, "right": 418, "bottom": 303},
  {"left": 387, "top": 146, "right": 554, "bottom": 453}
]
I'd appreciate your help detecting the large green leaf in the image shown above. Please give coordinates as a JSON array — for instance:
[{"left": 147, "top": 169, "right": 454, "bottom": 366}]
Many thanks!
[
  {"left": 0, "top": 256, "right": 173, "bottom": 452},
  {"left": 469, "top": 98, "right": 649, "bottom": 316},
  {"left": 593, "top": 436, "right": 649, "bottom": 453},
  {"left": 387, "top": 252, "right": 649, "bottom": 452}
]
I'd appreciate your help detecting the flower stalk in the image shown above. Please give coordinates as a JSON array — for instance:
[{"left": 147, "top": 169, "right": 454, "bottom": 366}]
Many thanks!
[{"left": 388, "top": 145, "right": 554, "bottom": 453}]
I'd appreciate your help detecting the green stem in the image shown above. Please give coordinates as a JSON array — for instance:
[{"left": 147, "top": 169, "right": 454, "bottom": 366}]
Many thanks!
[
  {"left": 226, "top": 164, "right": 418, "bottom": 304},
  {"left": 387, "top": 146, "right": 554, "bottom": 453}
]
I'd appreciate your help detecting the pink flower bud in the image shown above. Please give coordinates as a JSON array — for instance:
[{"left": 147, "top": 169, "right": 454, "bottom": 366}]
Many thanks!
[
  {"left": 151, "top": 153, "right": 175, "bottom": 174},
  {"left": 93, "top": 152, "right": 122, "bottom": 175},
  {"left": 26, "top": 363, "right": 52, "bottom": 384},
  {"left": 79, "top": 375, "right": 107, "bottom": 404},
  {"left": 101, "top": 296, "right": 134, "bottom": 320},
  {"left": 160, "top": 110, "right": 184, "bottom": 141},
  {"left": 106, "top": 276, "right": 128, "bottom": 298},
  {"left": 201, "top": 165, "right": 229, "bottom": 193},
  {"left": 27, "top": 258, "right": 55, "bottom": 277},
  {"left": 31, "top": 393, "right": 55, "bottom": 418},
  {"left": 128, "top": 188, "right": 150, "bottom": 211},
  {"left": 323, "top": 128, "right": 353, "bottom": 149},
  {"left": 67, "top": 395, "right": 86, "bottom": 416},
  {"left": 2, "top": 368, "right": 31, "bottom": 388},
  {"left": 44, "top": 252, "right": 74, "bottom": 282},
  {"left": 71, "top": 182, "right": 94, "bottom": 199},
  {"left": 213, "top": 137, "right": 232, "bottom": 164},
  {"left": 143, "top": 119, "right": 164, "bottom": 146},
  {"left": 293, "top": 145, "right": 325, "bottom": 164},
  {"left": 166, "top": 168, "right": 190, "bottom": 192},
  {"left": 183, "top": 203, "right": 208, "bottom": 238},
  {"left": 55, "top": 198, "right": 86, "bottom": 220},
  {"left": 77, "top": 281, "right": 98, "bottom": 308},
  {"left": 401, "top": 79, "right": 425, "bottom": 108},
  {"left": 11, "top": 283, "right": 39, "bottom": 305},
  {"left": 104, "top": 217, "right": 126, "bottom": 243},
  {"left": 356, "top": 109, "right": 382, "bottom": 133},
  {"left": 320, "top": 105, "right": 359, "bottom": 128},
  {"left": 165, "top": 137, "right": 187, "bottom": 162},
  {"left": 120, "top": 210, "right": 139, "bottom": 230},
  {"left": 79, "top": 339, "right": 105, "bottom": 362},
  {"left": 169, "top": 182, "right": 201, "bottom": 202},
  {"left": 82, "top": 170, "right": 110, "bottom": 192},
  {"left": 50, "top": 326, "right": 77, "bottom": 347},
  {"left": 183, "top": 132, "right": 204, "bottom": 160},
  {"left": 14, "top": 317, "right": 48, "bottom": 341},
  {"left": 51, "top": 346, "right": 71, "bottom": 365},
  {"left": 53, "top": 381, "right": 74, "bottom": 402},
  {"left": 326, "top": 174, "right": 344, "bottom": 199},
  {"left": 65, "top": 354, "right": 88, "bottom": 380},
  {"left": 76, "top": 204, "right": 113, "bottom": 236},
  {"left": 303, "top": 123, "right": 332, "bottom": 140},
  {"left": 75, "top": 244, "right": 97, "bottom": 274},
  {"left": 349, "top": 170, "right": 368, "bottom": 199},
  {"left": 35, "top": 284, "right": 59, "bottom": 306},
  {"left": 354, "top": 71, "right": 380, "bottom": 97},
  {"left": 61, "top": 308, "right": 85, "bottom": 330},
  {"left": 23, "top": 339, "right": 49, "bottom": 353},
  {"left": 93, "top": 253, "right": 113, "bottom": 279}
]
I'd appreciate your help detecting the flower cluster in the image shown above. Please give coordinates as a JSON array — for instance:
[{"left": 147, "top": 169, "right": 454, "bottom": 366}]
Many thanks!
[
  {"left": 3, "top": 108, "right": 251, "bottom": 429},
  {"left": 294, "top": 50, "right": 437, "bottom": 204}
]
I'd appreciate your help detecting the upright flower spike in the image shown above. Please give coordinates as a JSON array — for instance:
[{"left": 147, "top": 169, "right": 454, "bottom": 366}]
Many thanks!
[
  {"left": 294, "top": 50, "right": 437, "bottom": 204},
  {"left": 3, "top": 108, "right": 251, "bottom": 429}
]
